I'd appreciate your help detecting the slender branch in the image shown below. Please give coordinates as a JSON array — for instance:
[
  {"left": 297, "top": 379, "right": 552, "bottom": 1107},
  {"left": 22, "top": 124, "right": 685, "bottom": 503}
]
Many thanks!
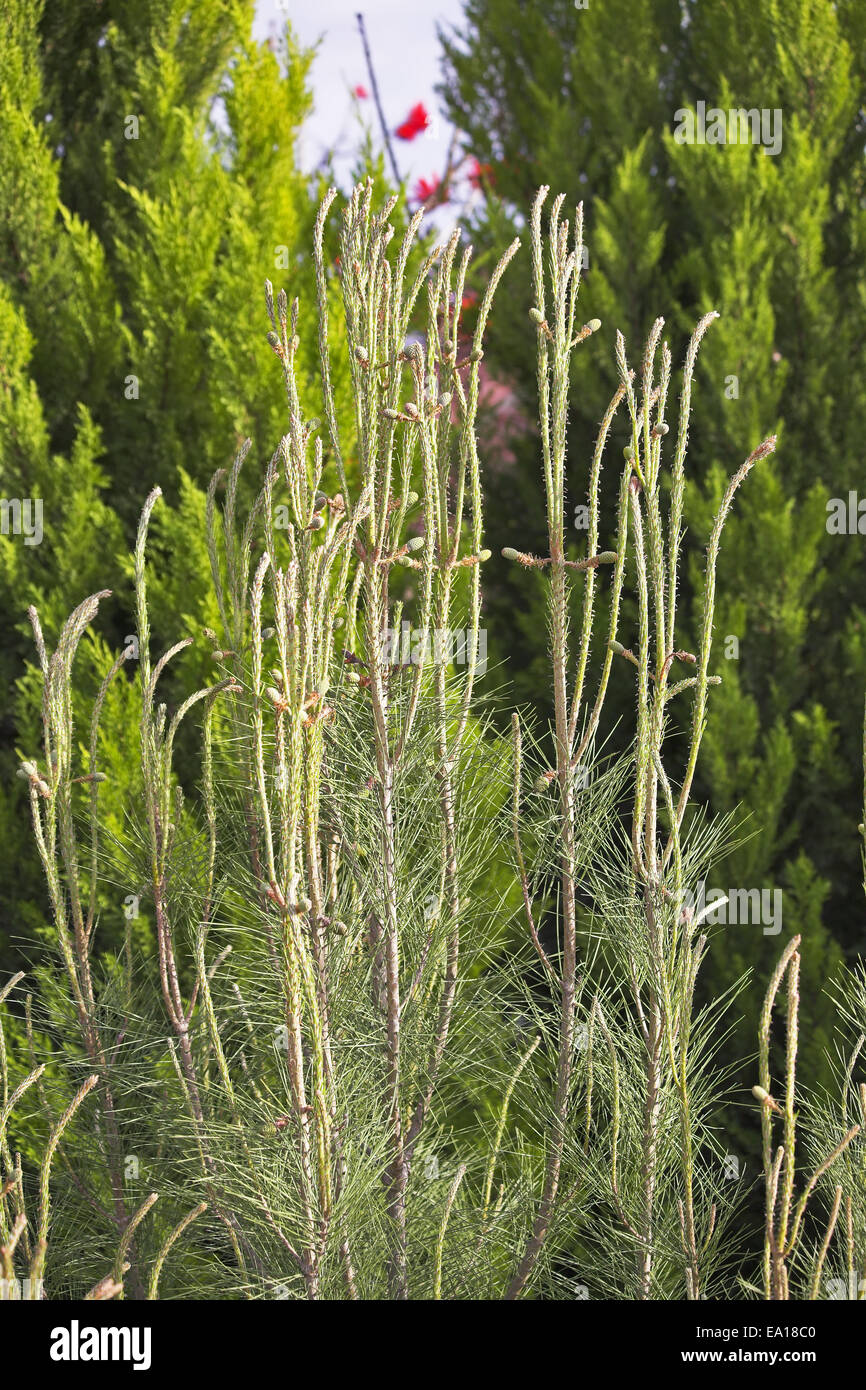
[{"left": 356, "top": 13, "right": 401, "bottom": 186}]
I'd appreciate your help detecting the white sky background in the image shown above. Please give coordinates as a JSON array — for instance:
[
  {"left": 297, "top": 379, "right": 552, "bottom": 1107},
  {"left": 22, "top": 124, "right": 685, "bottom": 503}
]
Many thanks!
[{"left": 253, "top": 0, "right": 467, "bottom": 199}]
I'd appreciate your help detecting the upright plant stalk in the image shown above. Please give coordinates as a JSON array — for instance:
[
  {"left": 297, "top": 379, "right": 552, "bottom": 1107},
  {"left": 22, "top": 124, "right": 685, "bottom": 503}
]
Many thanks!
[
  {"left": 756, "top": 936, "right": 859, "bottom": 1299},
  {"left": 405, "top": 223, "right": 517, "bottom": 1169},
  {"left": 21, "top": 596, "right": 143, "bottom": 1294},
  {"left": 133, "top": 489, "right": 281, "bottom": 1290},
  {"left": 254, "top": 282, "right": 353, "bottom": 1295},
  {"left": 204, "top": 439, "right": 279, "bottom": 957},
  {"left": 333, "top": 186, "right": 433, "bottom": 1297},
  {"left": 612, "top": 309, "right": 775, "bottom": 1297},
  {"left": 506, "top": 187, "right": 623, "bottom": 1298}
]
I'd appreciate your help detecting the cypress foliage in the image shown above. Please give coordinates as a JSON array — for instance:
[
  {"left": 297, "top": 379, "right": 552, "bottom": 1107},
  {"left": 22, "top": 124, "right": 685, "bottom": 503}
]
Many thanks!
[{"left": 0, "top": 0, "right": 357, "bottom": 969}]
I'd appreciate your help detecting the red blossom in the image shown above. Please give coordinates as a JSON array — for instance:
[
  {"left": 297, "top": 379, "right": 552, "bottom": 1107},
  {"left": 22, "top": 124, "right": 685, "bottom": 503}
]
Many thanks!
[
  {"left": 396, "top": 102, "right": 430, "bottom": 141},
  {"left": 413, "top": 173, "right": 444, "bottom": 205},
  {"left": 354, "top": 84, "right": 369, "bottom": 99}
]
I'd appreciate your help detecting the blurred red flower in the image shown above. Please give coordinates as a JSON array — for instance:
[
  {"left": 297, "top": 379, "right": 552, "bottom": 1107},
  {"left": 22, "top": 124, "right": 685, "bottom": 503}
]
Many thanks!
[
  {"left": 413, "top": 173, "right": 443, "bottom": 204},
  {"left": 396, "top": 102, "right": 430, "bottom": 141},
  {"left": 354, "top": 84, "right": 369, "bottom": 99}
]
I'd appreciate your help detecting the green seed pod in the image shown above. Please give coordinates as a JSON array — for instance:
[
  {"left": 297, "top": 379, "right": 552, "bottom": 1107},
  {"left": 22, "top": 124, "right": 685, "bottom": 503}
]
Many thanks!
[
  {"left": 653, "top": 422, "right": 669, "bottom": 436},
  {"left": 596, "top": 551, "right": 617, "bottom": 564},
  {"left": 308, "top": 514, "right": 326, "bottom": 531},
  {"left": 344, "top": 670, "right": 361, "bottom": 686},
  {"left": 354, "top": 344, "right": 369, "bottom": 365},
  {"left": 478, "top": 549, "right": 492, "bottom": 561},
  {"left": 623, "top": 444, "right": 635, "bottom": 460},
  {"left": 609, "top": 639, "right": 626, "bottom": 655},
  {"left": 261, "top": 627, "right": 276, "bottom": 641},
  {"left": 406, "top": 535, "right": 425, "bottom": 553},
  {"left": 586, "top": 318, "right": 602, "bottom": 333},
  {"left": 18, "top": 761, "right": 38, "bottom": 780},
  {"left": 529, "top": 307, "right": 545, "bottom": 324},
  {"left": 404, "top": 402, "right": 420, "bottom": 420},
  {"left": 534, "top": 775, "right": 550, "bottom": 793},
  {"left": 502, "top": 546, "right": 521, "bottom": 561},
  {"left": 438, "top": 391, "right": 452, "bottom": 409},
  {"left": 266, "top": 331, "right": 280, "bottom": 349},
  {"left": 314, "top": 492, "right": 328, "bottom": 509},
  {"left": 405, "top": 490, "right": 419, "bottom": 506}
]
